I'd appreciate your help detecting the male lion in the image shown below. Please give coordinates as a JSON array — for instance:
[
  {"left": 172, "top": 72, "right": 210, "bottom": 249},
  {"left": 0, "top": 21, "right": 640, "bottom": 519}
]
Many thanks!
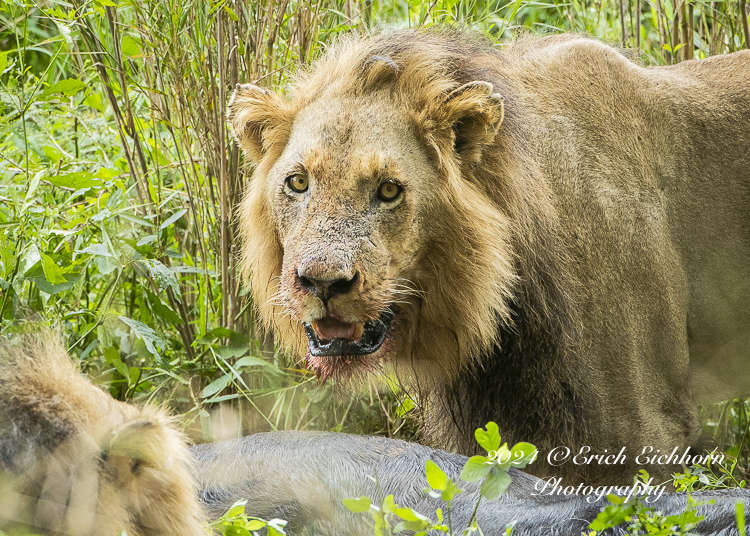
[
  {"left": 229, "top": 30, "right": 750, "bottom": 484},
  {"left": 0, "top": 331, "right": 205, "bottom": 536}
]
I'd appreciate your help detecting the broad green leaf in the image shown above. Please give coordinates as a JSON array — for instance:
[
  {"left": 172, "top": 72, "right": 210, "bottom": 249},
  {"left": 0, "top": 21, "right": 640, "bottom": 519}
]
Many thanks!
[
  {"left": 480, "top": 469, "right": 511, "bottom": 500},
  {"left": 425, "top": 459, "right": 447, "bottom": 491},
  {"left": 121, "top": 35, "right": 141, "bottom": 57},
  {"left": 140, "top": 259, "right": 181, "bottom": 300},
  {"left": 460, "top": 455, "right": 491, "bottom": 482},
  {"left": 42, "top": 79, "right": 85, "bottom": 98},
  {"left": 246, "top": 520, "right": 266, "bottom": 530},
  {"left": 392, "top": 507, "right": 429, "bottom": 522},
  {"left": 78, "top": 243, "right": 113, "bottom": 257},
  {"left": 136, "top": 235, "right": 158, "bottom": 247},
  {"left": 396, "top": 397, "right": 414, "bottom": 417},
  {"left": 342, "top": 497, "right": 371, "bottom": 513},
  {"left": 42, "top": 145, "right": 63, "bottom": 162},
  {"left": 119, "top": 316, "right": 165, "bottom": 357},
  {"left": 95, "top": 255, "right": 119, "bottom": 275},
  {"left": 200, "top": 374, "right": 231, "bottom": 398},
  {"left": 160, "top": 208, "right": 187, "bottom": 230},
  {"left": 48, "top": 172, "right": 101, "bottom": 189},
  {"left": 216, "top": 345, "right": 250, "bottom": 360},
  {"left": 111, "top": 357, "right": 130, "bottom": 379},
  {"left": 0, "top": 52, "right": 7, "bottom": 73},
  {"left": 225, "top": 500, "right": 247, "bottom": 518},
  {"left": 145, "top": 289, "right": 183, "bottom": 324},
  {"left": 225, "top": 527, "right": 251, "bottom": 536},
  {"left": 475, "top": 422, "right": 501, "bottom": 452},
  {"left": 508, "top": 442, "right": 538, "bottom": 469},
  {"left": 83, "top": 93, "right": 105, "bottom": 112},
  {"left": 393, "top": 520, "right": 431, "bottom": 532},
  {"left": 26, "top": 259, "right": 80, "bottom": 294},
  {"left": 94, "top": 167, "right": 114, "bottom": 181},
  {"left": 40, "top": 253, "right": 66, "bottom": 285},
  {"left": 234, "top": 354, "right": 275, "bottom": 368}
]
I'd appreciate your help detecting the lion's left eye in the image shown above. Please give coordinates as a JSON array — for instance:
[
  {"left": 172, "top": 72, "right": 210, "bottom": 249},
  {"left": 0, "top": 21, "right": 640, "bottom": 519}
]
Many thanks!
[
  {"left": 287, "top": 174, "right": 309, "bottom": 193},
  {"left": 377, "top": 180, "right": 402, "bottom": 202}
]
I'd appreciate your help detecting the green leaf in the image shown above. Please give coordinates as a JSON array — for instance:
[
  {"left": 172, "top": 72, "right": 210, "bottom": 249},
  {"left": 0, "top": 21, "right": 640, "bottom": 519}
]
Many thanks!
[
  {"left": 42, "top": 145, "right": 63, "bottom": 162},
  {"left": 475, "top": 422, "right": 501, "bottom": 452},
  {"left": 460, "top": 456, "right": 492, "bottom": 482},
  {"left": 140, "top": 259, "right": 181, "bottom": 300},
  {"left": 0, "top": 52, "right": 7, "bottom": 74},
  {"left": 114, "top": 359, "right": 130, "bottom": 379},
  {"left": 441, "top": 478, "right": 462, "bottom": 502},
  {"left": 200, "top": 374, "right": 231, "bottom": 398},
  {"left": 392, "top": 507, "right": 428, "bottom": 522},
  {"left": 425, "top": 459, "right": 447, "bottom": 491},
  {"left": 48, "top": 172, "right": 101, "bottom": 189},
  {"left": 24, "top": 169, "right": 45, "bottom": 207},
  {"left": 342, "top": 497, "right": 371, "bottom": 513},
  {"left": 96, "top": 255, "right": 119, "bottom": 275},
  {"left": 78, "top": 243, "right": 113, "bottom": 258},
  {"left": 28, "top": 268, "right": 81, "bottom": 295},
  {"left": 145, "top": 289, "right": 183, "bottom": 324},
  {"left": 121, "top": 35, "right": 141, "bottom": 57},
  {"left": 118, "top": 316, "right": 165, "bottom": 357},
  {"left": 224, "top": 5, "right": 240, "bottom": 22},
  {"left": 104, "top": 346, "right": 119, "bottom": 363},
  {"left": 509, "top": 442, "right": 538, "bottom": 469},
  {"left": 83, "top": 93, "right": 105, "bottom": 112},
  {"left": 396, "top": 397, "right": 415, "bottom": 417},
  {"left": 160, "top": 208, "right": 187, "bottom": 230},
  {"left": 480, "top": 469, "right": 511, "bottom": 500},
  {"left": 225, "top": 500, "right": 247, "bottom": 518},
  {"left": 42, "top": 79, "right": 85, "bottom": 99},
  {"left": 246, "top": 520, "right": 266, "bottom": 530},
  {"left": 234, "top": 355, "right": 282, "bottom": 374},
  {"left": 217, "top": 345, "right": 250, "bottom": 359},
  {"left": 40, "top": 253, "right": 66, "bottom": 285}
]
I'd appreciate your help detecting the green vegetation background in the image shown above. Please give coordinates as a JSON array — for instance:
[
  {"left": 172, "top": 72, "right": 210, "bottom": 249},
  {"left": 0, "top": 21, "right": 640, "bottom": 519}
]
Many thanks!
[{"left": 0, "top": 0, "right": 748, "bottom": 479}]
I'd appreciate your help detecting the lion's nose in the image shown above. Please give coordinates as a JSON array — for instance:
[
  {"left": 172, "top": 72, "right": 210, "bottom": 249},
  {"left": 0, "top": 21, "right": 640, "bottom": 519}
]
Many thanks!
[{"left": 296, "top": 269, "right": 359, "bottom": 305}]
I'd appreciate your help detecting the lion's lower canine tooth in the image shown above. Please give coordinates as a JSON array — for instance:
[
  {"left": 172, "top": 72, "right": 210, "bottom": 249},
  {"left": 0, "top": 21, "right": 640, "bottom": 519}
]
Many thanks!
[{"left": 354, "top": 322, "right": 364, "bottom": 340}]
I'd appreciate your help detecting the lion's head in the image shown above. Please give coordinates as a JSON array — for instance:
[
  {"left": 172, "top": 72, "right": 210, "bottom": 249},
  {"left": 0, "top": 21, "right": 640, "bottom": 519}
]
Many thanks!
[{"left": 229, "top": 31, "right": 559, "bottom": 390}]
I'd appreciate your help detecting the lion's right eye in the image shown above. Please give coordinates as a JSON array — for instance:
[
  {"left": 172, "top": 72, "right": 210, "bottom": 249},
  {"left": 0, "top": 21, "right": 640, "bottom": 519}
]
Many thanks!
[{"left": 287, "top": 174, "right": 309, "bottom": 193}]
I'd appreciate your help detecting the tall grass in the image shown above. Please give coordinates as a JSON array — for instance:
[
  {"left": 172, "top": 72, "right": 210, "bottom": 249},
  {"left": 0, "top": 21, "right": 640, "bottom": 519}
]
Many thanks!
[{"left": 0, "top": 0, "right": 748, "bottom": 469}]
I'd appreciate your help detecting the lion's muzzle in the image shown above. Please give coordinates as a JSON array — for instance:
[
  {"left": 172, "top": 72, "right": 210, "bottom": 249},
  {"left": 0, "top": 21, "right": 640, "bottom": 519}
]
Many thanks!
[{"left": 296, "top": 269, "right": 360, "bottom": 306}]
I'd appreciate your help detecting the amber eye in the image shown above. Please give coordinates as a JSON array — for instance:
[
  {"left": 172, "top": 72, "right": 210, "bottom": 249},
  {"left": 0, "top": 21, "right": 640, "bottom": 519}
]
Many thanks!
[
  {"left": 287, "top": 174, "right": 309, "bottom": 193},
  {"left": 377, "top": 180, "right": 401, "bottom": 202}
]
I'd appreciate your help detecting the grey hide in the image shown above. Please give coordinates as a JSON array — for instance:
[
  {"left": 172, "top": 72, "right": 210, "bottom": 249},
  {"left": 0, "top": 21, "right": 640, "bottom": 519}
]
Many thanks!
[{"left": 191, "top": 431, "right": 749, "bottom": 535}]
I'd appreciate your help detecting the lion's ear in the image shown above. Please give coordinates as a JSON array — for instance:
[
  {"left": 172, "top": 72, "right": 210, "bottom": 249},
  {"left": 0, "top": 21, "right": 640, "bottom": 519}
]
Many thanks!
[
  {"left": 440, "top": 81, "right": 505, "bottom": 165},
  {"left": 228, "top": 83, "right": 291, "bottom": 162}
]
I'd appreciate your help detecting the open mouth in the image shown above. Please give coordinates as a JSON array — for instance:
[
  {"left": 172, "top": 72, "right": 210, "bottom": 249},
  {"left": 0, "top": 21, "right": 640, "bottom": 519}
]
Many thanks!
[{"left": 303, "top": 309, "right": 394, "bottom": 357}]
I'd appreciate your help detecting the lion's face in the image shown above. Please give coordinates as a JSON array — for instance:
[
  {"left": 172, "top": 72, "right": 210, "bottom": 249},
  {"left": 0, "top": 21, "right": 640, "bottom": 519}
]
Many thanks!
[
  {"left": 256, "top": 93, "right": 441, "bottom": 379},
  {"left": 230, "top": 48, "right": 511, "bottom": 384}
]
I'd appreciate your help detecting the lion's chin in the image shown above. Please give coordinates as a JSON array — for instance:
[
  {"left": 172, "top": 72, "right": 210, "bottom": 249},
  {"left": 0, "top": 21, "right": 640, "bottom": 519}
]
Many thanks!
[{"left": 305, "top": 350, "right": 388, "bottom": 383}]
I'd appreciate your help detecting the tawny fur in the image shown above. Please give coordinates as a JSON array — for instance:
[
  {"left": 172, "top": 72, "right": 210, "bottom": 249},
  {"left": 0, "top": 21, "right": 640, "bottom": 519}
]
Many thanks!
[
  {"left": 230, "top": 29, "right": 750, "bottom": 485},
  {"left": 0, "top": 331, "right": 205, "bottom": 536}
]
